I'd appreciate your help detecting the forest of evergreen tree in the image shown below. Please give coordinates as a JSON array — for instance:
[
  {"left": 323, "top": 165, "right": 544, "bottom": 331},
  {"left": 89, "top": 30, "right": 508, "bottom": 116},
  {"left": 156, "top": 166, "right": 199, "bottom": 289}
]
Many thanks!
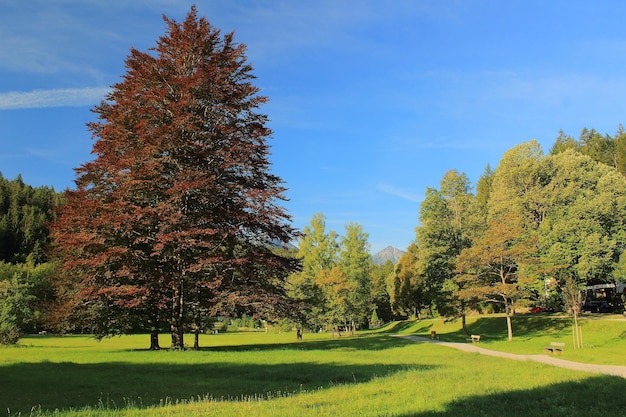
[{"left": 0, "top": 173, "right": 61, "bottom": 264}]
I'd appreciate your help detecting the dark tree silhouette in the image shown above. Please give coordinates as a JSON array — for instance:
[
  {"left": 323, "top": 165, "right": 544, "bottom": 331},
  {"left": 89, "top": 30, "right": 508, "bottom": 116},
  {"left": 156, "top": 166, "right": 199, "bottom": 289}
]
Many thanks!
[{"left": 0, "top": 173, "right": 60, "bottom": 264}]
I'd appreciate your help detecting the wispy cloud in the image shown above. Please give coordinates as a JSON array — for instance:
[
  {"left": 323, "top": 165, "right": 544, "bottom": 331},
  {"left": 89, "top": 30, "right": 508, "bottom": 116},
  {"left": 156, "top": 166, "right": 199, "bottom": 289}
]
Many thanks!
[
  {"left": 0, "top": 87, "right": 109, "bottom": 110},
  {"left": 376, "top": 183, "right": 422, "bottom": 202}
]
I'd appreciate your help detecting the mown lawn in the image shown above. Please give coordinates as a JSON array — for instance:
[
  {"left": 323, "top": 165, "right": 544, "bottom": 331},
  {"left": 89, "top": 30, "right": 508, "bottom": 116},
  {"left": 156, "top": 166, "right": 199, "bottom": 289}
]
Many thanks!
[
  {"left": 387, "top": 313, "right": 626, "bottom": 365},
  {"left": 1, "top": 316, "right": 625, "bottom": 416}
]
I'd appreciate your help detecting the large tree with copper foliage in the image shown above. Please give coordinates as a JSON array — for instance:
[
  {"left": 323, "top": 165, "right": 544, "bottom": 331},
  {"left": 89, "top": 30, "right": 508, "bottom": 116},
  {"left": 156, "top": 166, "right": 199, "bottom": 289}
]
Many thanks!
[{"left": 51, "top": 7, "right": 300, "bottom": 350}]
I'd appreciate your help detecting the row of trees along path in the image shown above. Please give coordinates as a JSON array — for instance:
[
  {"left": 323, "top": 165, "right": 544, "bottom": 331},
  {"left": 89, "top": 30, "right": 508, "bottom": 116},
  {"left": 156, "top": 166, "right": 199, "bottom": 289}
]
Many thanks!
[{"left": 52, "top": 7, "right": 300, "bottom": 350}]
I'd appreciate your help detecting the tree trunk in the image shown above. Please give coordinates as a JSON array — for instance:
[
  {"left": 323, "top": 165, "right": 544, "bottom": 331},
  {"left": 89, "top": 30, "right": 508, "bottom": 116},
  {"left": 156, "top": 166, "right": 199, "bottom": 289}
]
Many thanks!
[
  {"left": 149, "top": 329, "right": 160, "bottom": 350},
  {"left": 148, "top": 315, "right": 160, "bottom": 350},
  {"left": 461, "top": 312, "right": 468, "bottom": 336},
  {"left": 506, "top": 313, "right": 513, "bottom": 341},
  {"left": 194, "top": 327, "right": 200, "bottom": 350},
  {"left": 459, "top": 300, "right": 469, "bottom": 335},
  {"left": 171, "top": 280, "right": 185, "bottom": 350},
  {"left": 572, "top": 311, "right": 583, "bottom": 348}
]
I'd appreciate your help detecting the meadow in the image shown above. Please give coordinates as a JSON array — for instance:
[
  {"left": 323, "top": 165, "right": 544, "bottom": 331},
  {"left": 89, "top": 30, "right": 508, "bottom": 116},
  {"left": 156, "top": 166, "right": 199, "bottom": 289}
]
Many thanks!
[{"left": 1, "top": 314, "right": 625, "bottom": 416}]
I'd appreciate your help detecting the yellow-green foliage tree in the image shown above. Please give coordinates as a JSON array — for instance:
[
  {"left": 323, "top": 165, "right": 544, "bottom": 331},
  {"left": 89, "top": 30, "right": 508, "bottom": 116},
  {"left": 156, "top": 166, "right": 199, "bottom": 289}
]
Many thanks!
[
  {"left": 316, "top": 266, "right": 352, "bottom": 331},
  {"left": 456, "top": 141, "right": 548, "bottom": 340},
  {"left": 456, "top": 211, "right": 537, "bottom": 341},
  {"left": 288, "top": 215, "right": 374, "bottom": 333},
  {"left": 337, "top": 222, "right": 373, "bottom": 332},
  {"left": 386, "top": 243, "right": 424, "bottom": 318},
  {"left": 287, "top": 213, "right": 338, "bottom": 331},
  {"left": 409, "top": 170, "right": 481, "bottom": 330},
  {"left": 455, "top": 140, "right": 626, "bottom": 342},
  {"left": 538, "top": 149, "right": 626, "bottom": 321}
]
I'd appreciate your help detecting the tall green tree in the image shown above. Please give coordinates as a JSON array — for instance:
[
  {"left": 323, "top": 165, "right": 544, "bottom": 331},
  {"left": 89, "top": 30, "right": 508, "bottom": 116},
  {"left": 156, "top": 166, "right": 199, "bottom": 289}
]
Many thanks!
[
  {"left": 0, "top": 276, "right": 33, "bottom": 344},
  {"left": 579, "top": 128, "right": 615, "bottom": 168},
  {"left": 475, "top": 164, "right": 494, "bottom": 209},
  {"left": 455, "top": 142, "right": 545, "bottom": 340},
  {"left": 338, "top": 222, "right": 372, "bottom": 333},
  {"left": 549, "top": 130, "right": 578, "bottom": 155},
  {"left": 549, "top": 126, "right": 626, "bottom": 177},
  {"left": 287, "top": 213, "right": 338, "bottom": 331},
  {"left": 487, "top": 140, "right": 549, "bottom": 227},
  {"left": 316, "top": 266, "right": 352, "bottom": 331},
  {"left": 538, "top": 149, "right": 626, "bottom": 320},
  {"left": 614, "top": 125, "right": 626, "bottom": 176},
  {"left": 370, "top": 260, "right": 394, "bottom": 323},
  {"left": 386, "top": 243, "right": 424, "bottom": 318},
  {"left": 414, "top": 170, "right": 476, "bottom": 326},
  {"left": 52, "top": 7, "right": 299, "bottom": 350}
]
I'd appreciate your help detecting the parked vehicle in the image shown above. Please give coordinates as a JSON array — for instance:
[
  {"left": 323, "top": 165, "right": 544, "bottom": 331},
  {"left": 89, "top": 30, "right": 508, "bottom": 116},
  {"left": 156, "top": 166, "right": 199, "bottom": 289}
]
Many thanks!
[{"left": 582, "top": 300, "right": 612, "bottom": 313}]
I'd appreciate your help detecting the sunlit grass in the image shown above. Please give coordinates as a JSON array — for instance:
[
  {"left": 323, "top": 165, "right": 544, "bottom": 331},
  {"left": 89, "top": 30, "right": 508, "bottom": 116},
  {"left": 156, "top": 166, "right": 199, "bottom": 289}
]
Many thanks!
[
  {"left": 381, "top": 313, "right": 626, "bottom": 365},
  {"left": 1, "top": 316, "right": 625, "bottom": 416}
]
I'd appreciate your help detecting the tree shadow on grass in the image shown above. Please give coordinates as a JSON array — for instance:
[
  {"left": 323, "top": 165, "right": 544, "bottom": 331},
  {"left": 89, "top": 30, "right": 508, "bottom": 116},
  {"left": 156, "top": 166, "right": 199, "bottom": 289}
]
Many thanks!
[
  {"left": 193, "top": 333, "right": 416, "bottom": 353},
  {"left": 398, "top": 375, "right": 626, "bottom": 417},
  {"left": 377, "top": 320, "right": 431, "bottom": 334},
  {"left": 0, "top": 358, "right": 437, "bottom": 414},
  {"left": 435, "top": 316, "right": 573, "bottom": 343}
]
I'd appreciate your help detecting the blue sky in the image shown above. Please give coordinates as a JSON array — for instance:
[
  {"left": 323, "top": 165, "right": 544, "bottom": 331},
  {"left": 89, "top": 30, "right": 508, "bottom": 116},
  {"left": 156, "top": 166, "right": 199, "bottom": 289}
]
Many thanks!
[{"left": 2, "top": 1, "right": 626, "bottom": 254}]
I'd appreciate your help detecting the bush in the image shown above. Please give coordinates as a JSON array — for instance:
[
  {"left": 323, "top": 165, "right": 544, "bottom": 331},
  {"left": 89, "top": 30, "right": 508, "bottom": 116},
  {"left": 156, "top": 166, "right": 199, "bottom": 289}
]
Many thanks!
[
  {"left": 0, "top": 323, "right": 20, "bottom": 344},
  {"left": 0, "top": 270, "right": 36, "bottom": 344},
  {"left": 232, "top": 314, "right": 258, "bottom": 329},
  {"left": 218, "top": 320, "right": 229, "bottom": 333}
]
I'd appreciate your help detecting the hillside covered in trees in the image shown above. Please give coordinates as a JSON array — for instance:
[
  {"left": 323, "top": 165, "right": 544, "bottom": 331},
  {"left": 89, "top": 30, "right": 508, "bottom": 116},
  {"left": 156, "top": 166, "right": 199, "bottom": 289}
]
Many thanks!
[
  {"left": 0, "top": 173, "right": 61, "bottom": 264},
  {"left": 0, "top": 173, "right": 61, "bottom": 343}
]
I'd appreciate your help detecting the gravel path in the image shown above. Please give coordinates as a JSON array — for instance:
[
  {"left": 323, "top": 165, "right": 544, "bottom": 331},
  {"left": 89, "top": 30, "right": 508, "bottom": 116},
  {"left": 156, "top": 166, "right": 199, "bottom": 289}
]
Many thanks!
[{"left": 394, "top": 335, "right": 626, "bottom": 378}]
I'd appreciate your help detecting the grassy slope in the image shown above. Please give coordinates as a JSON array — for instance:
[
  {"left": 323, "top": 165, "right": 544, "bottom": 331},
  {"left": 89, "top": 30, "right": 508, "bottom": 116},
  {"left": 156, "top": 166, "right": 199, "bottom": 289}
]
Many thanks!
[
  {"left": 383, "top": 313, "right": 626, "bottom": 365},
  {"left": 1, "top": 315, "right": 625, "bottom": 416}
]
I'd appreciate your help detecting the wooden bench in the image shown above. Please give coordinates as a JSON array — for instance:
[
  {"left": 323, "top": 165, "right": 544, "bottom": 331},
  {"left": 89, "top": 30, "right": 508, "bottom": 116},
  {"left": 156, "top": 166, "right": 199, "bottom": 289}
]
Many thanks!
[
  {"left": 544, "top": 342, "right": 565, "bottom": 354},
  {"left": 466, "top": 334, "right": 480, "bottom": 343}
]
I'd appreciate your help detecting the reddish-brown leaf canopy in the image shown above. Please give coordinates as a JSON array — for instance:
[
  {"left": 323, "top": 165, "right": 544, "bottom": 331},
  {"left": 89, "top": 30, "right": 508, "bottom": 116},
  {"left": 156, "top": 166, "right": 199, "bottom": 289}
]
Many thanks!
[{"left": 52, "top": 7, "right": 300, "bottom": 341}]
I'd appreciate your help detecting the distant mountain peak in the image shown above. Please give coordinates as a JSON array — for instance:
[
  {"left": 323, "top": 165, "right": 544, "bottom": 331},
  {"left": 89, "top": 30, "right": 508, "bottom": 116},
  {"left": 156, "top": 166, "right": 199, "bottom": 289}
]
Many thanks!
[{"left": 372, "top": 246, "right": 405, "bottom": 265}]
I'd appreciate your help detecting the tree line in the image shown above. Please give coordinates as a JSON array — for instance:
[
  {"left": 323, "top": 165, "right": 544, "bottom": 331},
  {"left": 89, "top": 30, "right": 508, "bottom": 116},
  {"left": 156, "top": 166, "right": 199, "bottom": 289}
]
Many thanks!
[
  {"left": 285, "top": 213, "right": 393, "bottom": 335},
  {"left": 0, "top": 173, "right": 60, "bottom": 343},
  {"left": 2, "top": 6, "right": 625, "bottom": 346},
  {"left": 388, "top": 130, "right": 626, "bottom": 340}
]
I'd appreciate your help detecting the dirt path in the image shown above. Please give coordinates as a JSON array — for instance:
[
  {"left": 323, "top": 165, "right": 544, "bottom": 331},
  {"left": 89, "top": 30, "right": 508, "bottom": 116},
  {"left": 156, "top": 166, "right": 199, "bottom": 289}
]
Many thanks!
[{"left": 394, "top": 335, "right": 626, "bottom": 378}]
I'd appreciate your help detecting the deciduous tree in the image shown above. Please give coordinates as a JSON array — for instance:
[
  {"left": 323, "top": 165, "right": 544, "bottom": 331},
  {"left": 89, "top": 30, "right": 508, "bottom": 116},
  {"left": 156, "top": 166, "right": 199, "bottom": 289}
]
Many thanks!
[
  {"left": 455, "top": 143, "right": 544, "bottom": 340},
  {"left": 370, "top": 260, "right": 393, "bottom": 323},
  {"left": 0, "top": 269, "right": 34, "bottom": 344},
  {"left": 538, "top": 150, "right": 626, "bottom": 324},
  {"left": 414, "top": 170, "right": 477, "bottom": 328},
  {"left": 287, "top": 213, "right": 338, "bottom": 332},
  {"left": 52, "top": 7, "right": 299, "bottom": 349},
  {"left": 456, "top": 211, "right": 537, "bottom": 341},
  {"left": 386, "top": 243, "right": 425, "bottom": 318},
  {"left": 338, "top": 222, "right": 372, "bottom": 333}
]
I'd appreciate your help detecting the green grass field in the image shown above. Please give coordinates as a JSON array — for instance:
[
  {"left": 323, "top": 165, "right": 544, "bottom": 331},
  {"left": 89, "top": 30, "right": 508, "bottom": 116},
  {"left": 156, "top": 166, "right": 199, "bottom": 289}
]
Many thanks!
[
  {"left": 383, "top": 313, "right": 626, "bottom": 365},
  {"left": 1, "top": 314, "right": 625, "bottom": 416}
]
